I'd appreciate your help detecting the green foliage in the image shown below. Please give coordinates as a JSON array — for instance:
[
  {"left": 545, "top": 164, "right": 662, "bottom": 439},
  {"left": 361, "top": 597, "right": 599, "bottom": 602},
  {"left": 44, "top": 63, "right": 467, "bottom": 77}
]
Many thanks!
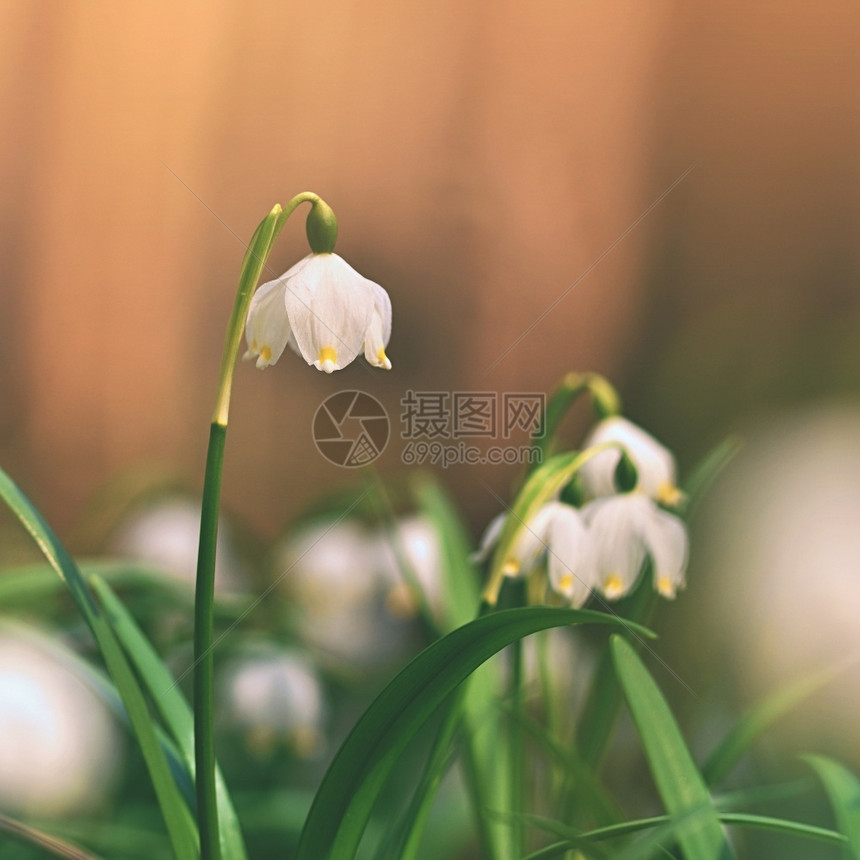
[
  {"left": 703, "top": 664, "right": 849, "bottom": 786},
  {"left": 610, "top": 634, "right": 734, "bottom": 860},
  {"left": 0, "top": 468, "right": 199, "bottom": 860},
  {"left": 91, "top": 576, "right": 248, "bottom": 860},
  {"left": 806, "top": 756, "right": 860, "bottom": 859},
  {"left": 295, "top": 608, "right": 653, "bottom": 860}
]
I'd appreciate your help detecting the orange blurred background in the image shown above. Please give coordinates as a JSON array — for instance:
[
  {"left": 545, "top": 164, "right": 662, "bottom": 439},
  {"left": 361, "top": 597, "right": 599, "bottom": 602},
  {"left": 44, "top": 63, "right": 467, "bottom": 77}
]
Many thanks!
[{"left": 1, "top": 0, "right": 858, "bottom": 546}]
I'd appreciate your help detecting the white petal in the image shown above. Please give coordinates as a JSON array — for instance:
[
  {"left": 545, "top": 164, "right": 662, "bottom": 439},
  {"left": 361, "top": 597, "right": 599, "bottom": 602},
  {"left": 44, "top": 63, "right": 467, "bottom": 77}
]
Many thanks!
[
  {"left": 545, "top": 504, "right": 596, "bottom": 607},
  {"left": 507, "top": 503, "right": 557, "bottom": 575},
  {"left": 363, "top": 283, "right": 393, "bottom": 368},
  {"left": 579, "top": 416, "right": 679, "bottom": 502},
  {"left": 583, "top": 495, "right": 648, "bottom": 599},
  {"left": 639, "top": 506, "right": 688, "bottom": 598},
  {"left": 244, "top": 275, "right": 291, "bottom": 368},
  {"left": 472, "top": 512, "right": 507, "bottom": 563},
  {"left": 284, "top": 254, "right": 375, "bottom": 372}
]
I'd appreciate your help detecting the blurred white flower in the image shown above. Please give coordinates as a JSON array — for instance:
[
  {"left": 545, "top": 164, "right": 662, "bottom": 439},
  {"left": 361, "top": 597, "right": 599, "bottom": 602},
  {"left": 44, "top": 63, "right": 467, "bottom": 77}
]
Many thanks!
[
  {"left": 278, "top": 520, "right": 409, "bottom": 664},
  {"left": 476, "top": 502, "right": 597, "bottom": 607},
  {"left": 583, "top": 493, "right": 688, "bottom": 600},
  {"left": 0, "top": 630, "right": 121, "bottom": 816},
  {"left": 220, "top": 650, "right": 325, "bottom": 757},
  {"left": 701, "top": 405, "right": 860, "bottom": 746},
  {"left": 243, "top": 253, "right": 392, "bottom": 373},
  {"left": 370, "top": 516, "right": 446, "bottom": 620},
  {"left": 579, "top": 416, "right": 682, "bottom": 507},
  {"left": 108, "top": 496, "right": 246, "bottom": 593}
]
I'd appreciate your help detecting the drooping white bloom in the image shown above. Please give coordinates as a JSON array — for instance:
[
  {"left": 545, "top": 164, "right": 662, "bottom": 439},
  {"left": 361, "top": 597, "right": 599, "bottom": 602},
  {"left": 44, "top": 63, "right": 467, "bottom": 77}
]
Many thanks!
[
  {"left": 579, "top": 416, "right": 683, "bottom": 507},
  {"left": 244, "top": 253, "right": 392, "bottom": 373},
  {"left": 109, "top": 496, "right": 246, "bottom": 593},
  {"left": 476, "top": 502, "right": 597, "bottom": 607},
  {"left": 220, "top": 650, "right": 325, "bottom": 757},
  {"left": 370, "top": 516, "right": 446, "bottom": 620},
  {"left": 582, "top": 493, "right": 688, "bottom": 600},
  {"left": 0, "top": 629, "right": 121, "bottom": 816},
  {"left": 277, "top": 520, "right": 411, "bottom": 664}
]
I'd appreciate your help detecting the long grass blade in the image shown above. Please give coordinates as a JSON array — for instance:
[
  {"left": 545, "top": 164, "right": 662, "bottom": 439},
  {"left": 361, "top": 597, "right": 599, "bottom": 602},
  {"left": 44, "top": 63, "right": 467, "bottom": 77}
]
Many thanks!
[
  {"left": 0, "top": 468, "right": 198, "bottom": 860},
  {"left": 805, "top": 755, "right": 860, "bottom": 858},
  {"left": 296, "top": 607, "right": 653, "bottom": 860},
  {"left": 610, "top": 634, "right": 733, "bottom": 860},
  {"left": 91, "top": 575, "right": 248, "bottom": 860}
]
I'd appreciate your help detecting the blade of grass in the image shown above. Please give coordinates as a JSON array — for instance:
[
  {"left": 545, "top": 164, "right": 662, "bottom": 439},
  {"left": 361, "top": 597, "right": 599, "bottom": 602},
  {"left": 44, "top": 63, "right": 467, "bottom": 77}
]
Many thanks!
[
  {"left": 610, "top": 635, "right": 733, "bottom": 860},
  {"left": 380, "top": 690, "right": 462, "bottom": 860},
  {"left": 805, "top": 755, "right": 860, "bottom": 859},
  {"left": 91, "top": 575, "right": 248, "bottom": 860},
  {"left": 412, "top": 472, "right": 510, "bottom": 858},
  {"left": 501, "top": 703, "right": 621, "bottom": 826},
  {"left": 296, "top": 607, "right": 653, "bottom": 860},
  {"left": 575, "top": 573, "right": 655, "bottom": 771},
  {"left": 575, "top": 435, "right": 740, "bottom": 779},
  {"left": 0, "top": 468, "right": 198, "bottom": 860},
  {"left": 678, "top": 435, "right": 742, "bottom": 522},
  {"left": 703, "top": 663, "right": 850, "bottom": 786},
  {"left": 411, "top": 472, "right": 481, "bottom": 630},
  {"left": 0, "top": 813, "right": 104, "bottom": 860},
  {"left": 522, "top": 808, "right": 845, "bottom": 858}
]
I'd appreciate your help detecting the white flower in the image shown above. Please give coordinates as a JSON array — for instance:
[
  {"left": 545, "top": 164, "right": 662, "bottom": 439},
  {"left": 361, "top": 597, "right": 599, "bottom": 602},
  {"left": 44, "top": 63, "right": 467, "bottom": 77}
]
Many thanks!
[
  {"left": 244, "top": 253, "right": 392, "bottom": 373},
  {"left": 220, "top": 650, "right": 325, "bottom": 757},
  {"left": 582, "top": 493, "right": 688, "bottom": 600},
  {"left": 109, "top": 496, "right": 246, "bottom": 594},
  {"left": 476, "top": 502, "right": 597, "bottom": 607},
  {"left": 370, "top": 516, "right": 446, "bottom": 620},
  {"left": 0, "top": 629, "right": 121, "bottom": 816},
  {"left": 277, "top": 520, "right": 410, "bottom": 664},
  {"left": 579, "top": 416, "right": 683, "bottom": 507}
]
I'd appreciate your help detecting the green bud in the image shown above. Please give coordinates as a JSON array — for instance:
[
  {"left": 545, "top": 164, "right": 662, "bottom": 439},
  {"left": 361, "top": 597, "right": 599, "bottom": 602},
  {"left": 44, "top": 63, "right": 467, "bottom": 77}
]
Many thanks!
[
  {"left": 614, "top": 449, "right": 639, "bottom": 493},
  {"left": 305, "top": 198, "right": 338, "bottom": 254}
]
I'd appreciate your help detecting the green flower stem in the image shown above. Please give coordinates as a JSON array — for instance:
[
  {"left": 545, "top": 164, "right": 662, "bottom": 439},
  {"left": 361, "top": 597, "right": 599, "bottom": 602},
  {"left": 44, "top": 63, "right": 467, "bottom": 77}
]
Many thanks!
[
  {"left": 212, "top": 193, "right": 325, "bottom": 426},
  {"left": 510, "top": 633, "right": 526, "bottom": 857},
  {"left": 195, "top": 194, "right": 330, "bottom": 859},
  {"left": 530, "top": 372, "right": 621, "bottom": 470},
  {"left": 193, "top": 423, "right": 226, "bottom": 860}
]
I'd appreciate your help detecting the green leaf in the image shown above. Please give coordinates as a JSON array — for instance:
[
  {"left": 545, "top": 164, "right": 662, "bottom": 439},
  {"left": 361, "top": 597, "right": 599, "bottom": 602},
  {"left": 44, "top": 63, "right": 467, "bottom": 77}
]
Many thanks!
[
  {"left": 296, "top": 607, "right": 653, "bottom": 860},
  {"left": 679, "top": 435, "right": 743, "bottom": 521},
  {"left": 531, "top": 371, "right": 621, "bottom": 468},
  {"left": 0, "top": 468, "right": 199, "bottom": 860},
  {"left": 610, "top": 635, "right": 734, "bottom": 860},
  {"left": 805, "top": 755, "right": 860, "bottom": 858},
  {"left": 380, "top": 692, "right": 461, "bottom": 860},
  {"left": 523, "top": 809, "right": 845, "bottom": 859},
  {"left": 575, "top": 435, "right": 739, "bottom": 777},
  {"left": 502, "top": 703, "right": 621, "bottom": 826},
  {"left": 703, "top": 663, "right": 848, "bottom": 786},
  {"left": 90, "top": 575, "right": 248, "bottom": 860},
  {"left": 411, "top": 472, "right": 481, "bottom": 630},
  {"left": 0, "top": 811, "right": 104, "bottom": 860}
]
